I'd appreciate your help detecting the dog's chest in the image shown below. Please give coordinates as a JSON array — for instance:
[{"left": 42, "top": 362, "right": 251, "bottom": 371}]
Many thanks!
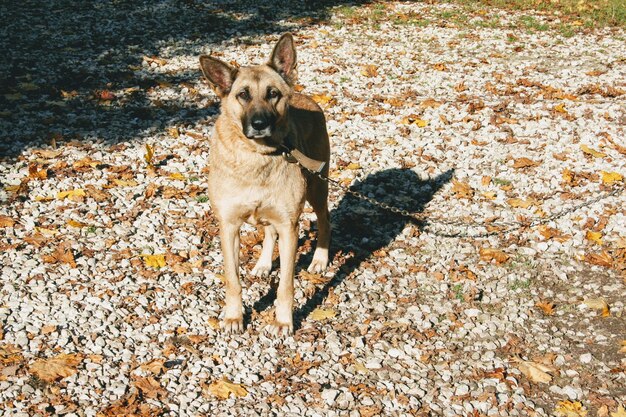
[{"left": 209, "top": 156, "right": 306, "bottom": 225}]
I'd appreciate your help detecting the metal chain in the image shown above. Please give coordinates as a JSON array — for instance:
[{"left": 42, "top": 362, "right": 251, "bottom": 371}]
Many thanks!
[{"left": 288, "top": 150, "right": 625, "bottom": 238}]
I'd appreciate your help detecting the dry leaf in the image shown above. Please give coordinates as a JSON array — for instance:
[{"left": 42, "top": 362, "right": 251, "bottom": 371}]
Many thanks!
[
  {"left": 583, "top": 298, "right": 610, "bottom": 317},
  {"left": 536, "top": 300, "right": 555, "bottom": 315},
  {"left": 452, "top": 179, "right": 474, "bottom": 199},
  {"left": 111, "top": 178, "right": 138, "bottom": 187},
  {"left": 555, "top": 400, "right": 588, "bottom": 417},
  {"left": 167, "top": 127, "right": 179, "bottom": 138},
  {"left": 309, "top": 308, "right": 336, "bottom": 321},
  {"left": 140, "top": 359, "right": 165, "bottom": 375},
  {"left": 515, "top": 357, "right": 554, "bottom": 384},
  {"left": 584, "top": 251, "right": 613, "bottom": 268},
  {"left": 345, "top": 163, "right": 361, "bottom": 170},
  {"left": 479, "top": 248, "right": 509, "bottom": 265},
  {"left": 513, "top": 157, "right": 541, "bottom": 169},
  {"left": 0, "top": 216, "right": 16, "bottom": 228},
  {"left": 28, "top": 164, "right": 48, "bottom": 179},
  {"left": 554, "top": 103, "right": 568, "bottom": 114},
  {"left": 145, "top": 144, "right": 155, "bottom": 167},
  {"left": 56, "top": 188, "right": 86, "bottom": 201},
  {"left": 0, "top": 344, "right": 24, "bottom": 366},
  {"left": 611, "top": 406, "right": 626, "bottom": 417},
  {"left": 29, "top": 353, "right": 82, "bottom": 382},
  {"left": 142, "top": 254, "right": 166, "bottom": 269},
  {"left": 207, "top": 317, "right": 220, "bottom": 330},
  {"left": 43, "top": 241, "right": 76, "bottom": 268},
  {"left": 508, "top": 198, "right": 537, "bottom": 209},
  {"left": 580, "top": 144, "right": 606, "bottom": 158},
  {"left": 538, "top": 226, "right": 570, "bottom": 243},
  {"left": 601, "top": 171, "right": 623, "bottom": 185},
  {"left": 207, "top": 377, "right": 248, "bottom": 400},
  {"left": 620, "top": 341, "right": 626, "bottom": 354},
  {"left": 67, "top": 220, "right": 87, "bottom": 228},
  {"left": 134, "top": 376, "right": 166, "bottom": 399},
  {"left": 585, "top": 231, "right": 603, "bottom": 245},
  {"left": 360, "top": 64, "right": 379, "bottom": 77},
  {"left": 311, "top": 93, "right": 336, "bottom": 107},
  {"left": 168, "top": 172, "right": 185, "bottom": 180},
  {"left": 400, "top": 115, "right": 428, "bottom": 127},
  {"left": 433, "top": 62, "right": 447, "bottom": 71}
]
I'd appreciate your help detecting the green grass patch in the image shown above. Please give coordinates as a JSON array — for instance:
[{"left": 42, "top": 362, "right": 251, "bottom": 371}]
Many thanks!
[{"left": 493, "top": 177, "right": 511, "bottom": 186}]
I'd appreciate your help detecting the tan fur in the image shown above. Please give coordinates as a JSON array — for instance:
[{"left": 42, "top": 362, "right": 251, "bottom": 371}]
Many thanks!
[{"left": 200, "top": 34, "right": 331, "bottom": 335}]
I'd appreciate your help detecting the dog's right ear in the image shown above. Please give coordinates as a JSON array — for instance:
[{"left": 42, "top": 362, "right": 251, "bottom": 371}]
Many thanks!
[{"left": 199, "top": 56, "right": 238, "bottom": 98}]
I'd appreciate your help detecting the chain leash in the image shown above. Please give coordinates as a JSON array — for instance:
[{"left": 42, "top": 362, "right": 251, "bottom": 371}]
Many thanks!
[{"left": 283, "top": 147, "right": 625, "bottom": 238}]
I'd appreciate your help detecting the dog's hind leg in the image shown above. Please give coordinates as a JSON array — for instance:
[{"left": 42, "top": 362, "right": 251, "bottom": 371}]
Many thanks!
[
  {"left": 219, "top": 221, "right": 244, "bottom": 333},
  {"left": 306, "top": 176, "right": 331, "bottom": 273},
  {"left": 251, "top": 225, "right": 277, "bottom": 277}
]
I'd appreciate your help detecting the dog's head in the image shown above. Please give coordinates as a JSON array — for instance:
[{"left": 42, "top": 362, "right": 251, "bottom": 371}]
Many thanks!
[{"left": 200, "top": 33, "right": 297, "bottom": 142}]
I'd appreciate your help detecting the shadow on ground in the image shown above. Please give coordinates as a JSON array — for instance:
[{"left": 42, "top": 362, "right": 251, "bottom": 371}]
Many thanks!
[
  {"left": 252, "top": 167, "right": 454, "bottom": 329},
  {"left": 0, "top": 0, "right": 372, "bottom": 159}
]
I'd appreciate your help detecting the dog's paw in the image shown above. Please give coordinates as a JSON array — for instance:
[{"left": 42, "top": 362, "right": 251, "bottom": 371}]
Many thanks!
[
  {"left": 221, "top": 317, "right": 244, "bottom": 334},
  {"left": 307, "top": 257, "right": 328, "bottom": 274},
  {"left": 251, "top": 261, "right": 272, "bottom": 277},
  {"left": 265, "top": 321, "right": 293, "bottom": 337}
]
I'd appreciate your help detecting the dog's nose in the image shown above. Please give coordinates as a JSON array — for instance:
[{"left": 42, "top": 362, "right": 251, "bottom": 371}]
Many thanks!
[{"left": 250, "top": 116, "right": 270, "bottom": 131}]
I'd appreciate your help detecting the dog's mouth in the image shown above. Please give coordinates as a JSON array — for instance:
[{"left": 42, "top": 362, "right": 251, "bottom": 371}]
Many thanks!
[{"left": 244, "top": 127, "right": 272, "bottom": 140}]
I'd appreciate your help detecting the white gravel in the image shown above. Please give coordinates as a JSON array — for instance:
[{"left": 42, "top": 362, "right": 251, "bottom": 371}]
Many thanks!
[{"left": 1, "top": 1, "right": 625, "bottom": 416}]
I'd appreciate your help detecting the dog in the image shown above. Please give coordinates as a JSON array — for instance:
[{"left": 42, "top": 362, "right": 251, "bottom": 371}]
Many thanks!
[{"left": 199, "top": 33, "right": 331, "bottom": 335}]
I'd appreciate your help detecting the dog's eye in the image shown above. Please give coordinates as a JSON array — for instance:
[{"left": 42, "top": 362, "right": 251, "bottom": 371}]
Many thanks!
[
  {"left": 237, "top": 90, "right": 250, "bottom": 101},
  {"left": 267, "top": 89, "right": 280, "bottom": 100}
]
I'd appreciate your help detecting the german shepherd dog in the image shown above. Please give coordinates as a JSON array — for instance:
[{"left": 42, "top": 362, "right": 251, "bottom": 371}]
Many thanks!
[{"left": 199, "top": 34, "right": 331, "bottom": 335}]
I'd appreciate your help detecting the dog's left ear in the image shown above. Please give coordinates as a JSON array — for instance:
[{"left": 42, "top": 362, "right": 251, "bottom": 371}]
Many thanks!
[{"left": 269, "top": 33, "right": 297, "bottom": 85}]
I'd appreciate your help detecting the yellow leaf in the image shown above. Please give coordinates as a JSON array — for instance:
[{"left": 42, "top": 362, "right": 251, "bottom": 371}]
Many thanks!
[
  {"left": 36, "top": 227, "right": 59, "bottom": 237},
  {"left": 354, "top": 361, "right": 368, "bottom": 373},
  {"left": 145, "top": 143, "right": 155, "bottom": 166},
  {"left": 208, "top": 377, "right": 248, "bottom": 400},
  {"left": 142, "top": 254, "right": 166, "bottom": 268},
  {"left": 28, "top": 353, "right": 83, "bottom": 382},
  {"left": 585, "top": 231, "right": 603, "bottom": 245},
  {"left": 554, "top": 103, "right": 568, "bottom": 113},
  {"left": 168, "top": 172, "right": 185, "bottom": 180},
  {"left": 311, "top": 93, "right": 336, "bottom": 107},
  {"left": 611, "top": 406, "right": 626, "bottom": 417},
  {"left": 167, "top": 127, "right": 180, "bottom": 138},
  {"left": 360, "top": 64, "right": 379, "bottom": 77},
  {"left": 345, "top": 163, "right": 361, "bottom": 170},
  {"left": 112, "top": 178, "right": 138, "bottom": 187},
  {"left": 580, "top": 144, "right": 606, "bottom": 158},
  {"left": 562, "top": 168, "right": 574, "bottom": 184},
  {"left": 207, "top": 317, "right": 220, "bottom": 330},
  {"left": 56, "top": 188, "right": 86, "bottom": 200},
  {"left": 309, "top": 308, "right": 336, "bottom": 321},
  {"left": 481, "top": 191, "right": 496, "bottom": 200},
  {"left": 583, "top": 298, "right": 610, "bottom": 317},
  {"left": 66, "top": 220, "right": 88, "bottom": 228},
  {"left": 515, "top": 358, "right": 554, "bottom": 384},
  {"left": 400, "top": 115, "right": 428, "bottom": 127},
  {"left": 555, "top": 400, "right": 587, "bottom": 417},
  {"left": 601, "top": 171, "right": 622, "bottom": 185},
  {"left": 620, "top": 341, "right": 626, "bottom": 354},
  {"left": 508, "top": 198, "right": 537, "bottom": 209},
  {"left": 452, "top": 179, "right": 474, "bottom": 199}
]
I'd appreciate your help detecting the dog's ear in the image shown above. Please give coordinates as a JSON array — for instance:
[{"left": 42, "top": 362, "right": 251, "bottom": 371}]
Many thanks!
[
  {"left": 199, "top": 56, "right": 238, "bottom": 98},
  {"left": 269, "top": 33, "right": 297, "bottom": 85}
]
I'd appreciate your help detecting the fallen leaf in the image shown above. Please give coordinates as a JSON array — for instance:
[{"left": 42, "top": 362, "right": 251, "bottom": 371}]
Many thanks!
[
  {"left": 0, "top": 344, "right": 24, "bottom": 366},
  {"left": 585, "top": 231, "right": 603, "bottom": 245},
  {"left": 0, "top": 216, "right": 16, "bottom": 228},
  {"left": 142, "top": 254, "right": 166, "bottom": 269},
  {"left": 309, "top": 308, "right": 336, "bottom": 321},
  {"left": 56, "top": 188, "right": 86, "bottom": 201},
  {"left": 601, "top": 171, "right": 623, "bottom": 185},
  {"left": 28, "top": 164, "right": 48, "bottom": 180},
  {"left": 97, "top": 90, "right": 116, "bottom": 101},
  {"left": 134, "top": 376, "right": 166, "bottom": 399},
  {"left": 508, "top": 198, "right": 537, "bottom": 209},
  {"left": 562, "top": 169, "right": 574, "bottom": 184},
  {"left": 207, "top": 377, "right": 248, "bottom": 400},
  {"left": 611, "top": 406, "right": 626, "bottom": 417},
  {"left": 432, "top": 62, "right": 447, "bottom": 71},
  {"left": 207, "top": 317, "right": 220, "bottom": 330},
  {"left": 479, "top": 248, "right": 509, "bottom": 265},
  {"left": 167, "top": 127, "right": 179, "bottom": 138},
  {"left": 555, "top": 400, "right": 588, "bottom": 417},
  {"left": 311, "top": 93, "right": 336, "bottom": 107},
  {"left": 345, "top": 163, "right": 361, "bottom": 170},
  {"left": 360, "top": 64, "right": 378, "bottom": 77},
  {"left": 481, "top": 191, "right": 497, "bottom": 200},
  {"left": 452, "top": 179, "right": 474, "bottom": 199},
  {"left": 140, "top": 359, "right": 165, "bottom": 375},
  {"left": 583, "top": 298, "right": 610, "bottom": 317},
  {"left": 536, "top": 300, "right": 555, "bottom": 315},
  {"left": 145, "top": 143, "right": 155, "bottom": 167},
  {"left": 28, "top": 353, "right": 82, "bottom": 382},
  {"left": 620, "top": 341, "right": 626, "bottom": 354},
  {"left": 168, "top": 172, "right": 185, "bottom": 180},
  {"left": 580, "top": 144, "right": 606, "bottom": 158},
  {"left": 400, "top": 115, "right": 428, "bottom": 127},
  {"left": 554, "top": 103, "right": 568, "bottom": 114},
  {"left": 513, "top": 157, "right": 541, "bottom": 169},
  {"left": 111, "top": 178, "right": 138, "bottom": 187},
  {"left": 66, "top": 220, "right": 88, "bottom": 228},
  {"left": 584, "top": 251, "right": 613, "bottom": 268},
  {"left": 515, "top": 357, "right": 554, "bottom": 384},
  {"left": 354, "top": 361, "right": 368, "bottom": 373},
  {"left": 538, "top": 225, "right": 570, "bottom": 243},
  {"left": 43, "top": 241, "right": 76, "bottom": 268}
]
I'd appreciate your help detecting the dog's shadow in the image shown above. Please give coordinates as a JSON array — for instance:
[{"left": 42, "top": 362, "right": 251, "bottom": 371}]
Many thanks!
[{"left": 252, "top": 167, "right": 454, "bottom": 330}]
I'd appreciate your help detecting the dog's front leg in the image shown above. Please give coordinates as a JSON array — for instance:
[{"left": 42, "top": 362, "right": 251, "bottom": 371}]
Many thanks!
[
  {"left": 220, "top": 221, "right": 244, "bottom": 333},
  {"left": 268, "top": 222, "right": 298, "bottom": 336}
]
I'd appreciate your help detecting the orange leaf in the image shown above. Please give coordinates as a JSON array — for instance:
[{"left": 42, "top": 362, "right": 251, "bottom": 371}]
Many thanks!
[
  {"left": 29, "top": 353, "right": 82, "bottom": 382},
  {"left": 360, "top": 64, "right": 379, "bottom": 78},
  {"left": 536, "top": 300, "right": 555, "bottom": 315},
  {"left": 0, "top": 215, "right": 16, "bottom": 228},
  {"left": 513, "top": 157, "right": 541, "bottom": 169},
  {"left": 452, "top": 179, "right": 474, "bottom": 199},
  {"left": 479, "top": 248, "right": 509, "bottom": 265}
]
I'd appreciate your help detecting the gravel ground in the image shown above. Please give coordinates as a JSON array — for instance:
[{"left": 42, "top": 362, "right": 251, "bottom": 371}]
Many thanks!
[{"left": 1, "top": 1, "right": 625, "bottom": 416}]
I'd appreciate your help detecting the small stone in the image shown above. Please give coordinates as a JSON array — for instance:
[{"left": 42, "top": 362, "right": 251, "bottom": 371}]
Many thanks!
[
  {"left": 321, "top": 389, "right": 339, "bottom": 406},
  {"left": 579, "top": 353, "right": 592, "bottom": 364}
]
